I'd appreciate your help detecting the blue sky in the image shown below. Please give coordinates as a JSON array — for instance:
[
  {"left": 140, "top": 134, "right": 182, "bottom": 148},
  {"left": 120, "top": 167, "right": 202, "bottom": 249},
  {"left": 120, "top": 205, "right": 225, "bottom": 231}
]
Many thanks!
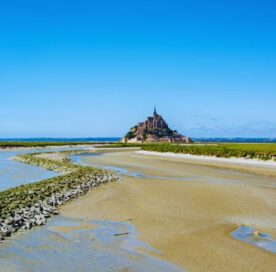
[{"left": 0, "top": 0, "right": 275, "bottom": 138}]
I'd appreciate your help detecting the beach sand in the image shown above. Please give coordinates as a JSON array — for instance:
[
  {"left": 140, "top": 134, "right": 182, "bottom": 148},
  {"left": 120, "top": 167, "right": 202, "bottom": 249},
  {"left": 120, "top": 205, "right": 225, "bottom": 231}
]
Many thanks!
[
  {"left": 137, "top": 150, "right": 276, "bottom": 168},
  {"left": 61, "top": 149, "right": 276, "bottom": 271}
]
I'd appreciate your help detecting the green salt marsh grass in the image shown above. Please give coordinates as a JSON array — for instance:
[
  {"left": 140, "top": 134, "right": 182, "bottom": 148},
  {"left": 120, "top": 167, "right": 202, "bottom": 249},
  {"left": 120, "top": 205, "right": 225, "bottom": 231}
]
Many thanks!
[
  {"left": 141, "top": 143, "right": 276, "bottom": 160},
  {"left": 98, "top": 143, "right": 276, "bottom": 161}
]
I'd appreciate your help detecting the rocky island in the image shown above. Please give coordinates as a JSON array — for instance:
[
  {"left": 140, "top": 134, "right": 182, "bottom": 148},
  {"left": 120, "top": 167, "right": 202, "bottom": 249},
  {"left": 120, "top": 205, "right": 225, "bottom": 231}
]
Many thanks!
[{"left": 121, "top": 107, "right": 192, "bottom": 143}]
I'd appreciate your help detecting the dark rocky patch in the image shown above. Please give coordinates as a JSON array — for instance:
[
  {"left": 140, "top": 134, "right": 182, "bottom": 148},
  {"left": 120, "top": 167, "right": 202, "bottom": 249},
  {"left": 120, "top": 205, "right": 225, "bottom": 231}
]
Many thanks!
[{"left": 0, "top": 151, "right": 118, "bottom": 242}]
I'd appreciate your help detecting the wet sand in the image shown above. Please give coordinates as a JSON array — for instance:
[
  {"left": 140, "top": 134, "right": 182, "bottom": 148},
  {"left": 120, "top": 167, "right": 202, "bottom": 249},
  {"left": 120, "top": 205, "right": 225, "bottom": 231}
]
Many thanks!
[
  {"left": 61, "top": 149, "right": 276, "bottom": 271},
  {"left": 1, "top": 216, "right": 181, "bottom": 272}
]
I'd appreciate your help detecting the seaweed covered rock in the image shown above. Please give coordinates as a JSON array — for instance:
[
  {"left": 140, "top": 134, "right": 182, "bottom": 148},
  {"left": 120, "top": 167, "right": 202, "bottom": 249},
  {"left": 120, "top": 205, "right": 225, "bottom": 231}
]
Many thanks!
[{"left": 0, "top": 151, "right": 118, "bottom": 242}]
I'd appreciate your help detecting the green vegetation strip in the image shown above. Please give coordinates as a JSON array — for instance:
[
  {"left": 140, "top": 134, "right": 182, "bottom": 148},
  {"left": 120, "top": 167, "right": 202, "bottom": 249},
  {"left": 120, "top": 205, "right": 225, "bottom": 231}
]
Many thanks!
[
  {"left": 140, "top": 143, "right": 276, "bottom": 161},
  {"left": 100, "top": 142, "right": 276, "bottom": 161}
]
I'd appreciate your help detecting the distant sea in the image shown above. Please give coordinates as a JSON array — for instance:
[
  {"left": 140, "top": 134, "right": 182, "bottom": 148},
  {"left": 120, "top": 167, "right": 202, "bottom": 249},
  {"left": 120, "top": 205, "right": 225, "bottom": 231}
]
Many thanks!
[
  {"left": 0, "top": 138, "right": 275, "bottom": 143},
  {"left": 0, "top": 138, "right": 120, "bottom": 143},
  {"left": 193, "top": 138, "right": 276, "bottom": 143}
]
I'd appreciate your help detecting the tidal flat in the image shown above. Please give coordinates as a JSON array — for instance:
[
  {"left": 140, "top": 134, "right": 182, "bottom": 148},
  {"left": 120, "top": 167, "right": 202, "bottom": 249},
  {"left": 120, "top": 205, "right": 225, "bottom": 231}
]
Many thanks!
[
  {"left": 0, "top": 147, "right": 182, "bottom": 272},
  {"left": 1, "top": 147, "right": 276, "bottom": 271},
  {"left": 0, "top": 216, "right": 182, "bottom": 272},
  {"left": 62, "top": 149, "right": 276, "bottom": 272}
]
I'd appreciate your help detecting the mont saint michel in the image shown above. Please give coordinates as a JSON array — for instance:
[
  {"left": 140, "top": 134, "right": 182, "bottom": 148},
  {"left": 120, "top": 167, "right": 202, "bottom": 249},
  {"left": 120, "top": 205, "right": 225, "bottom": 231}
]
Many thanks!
[
  {"left": 1, "top": 1, "right": 276, "bottom": 272},
  {"left": 122, "top": 107, "right": 192, "bottom": 143}
]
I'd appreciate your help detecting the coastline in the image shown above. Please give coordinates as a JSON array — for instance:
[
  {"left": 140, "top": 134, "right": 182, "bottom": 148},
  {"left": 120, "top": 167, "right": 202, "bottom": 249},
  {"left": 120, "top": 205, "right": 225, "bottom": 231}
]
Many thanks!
[
  {"left": 2, "top": 148, "right": 276, "bottom": 271},
  {"left": 136, "top": 150, "right": 276, "bottom": 168}
]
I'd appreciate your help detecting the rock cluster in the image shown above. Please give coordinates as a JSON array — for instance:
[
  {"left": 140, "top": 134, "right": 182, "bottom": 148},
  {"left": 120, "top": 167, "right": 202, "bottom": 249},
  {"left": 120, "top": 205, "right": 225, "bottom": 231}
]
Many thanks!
[
  {"left": 0, "top": 151, "right": 118, "bottom": 242},
  {"left": 14, "top": 151, "right": 82, "bottom": 174}
]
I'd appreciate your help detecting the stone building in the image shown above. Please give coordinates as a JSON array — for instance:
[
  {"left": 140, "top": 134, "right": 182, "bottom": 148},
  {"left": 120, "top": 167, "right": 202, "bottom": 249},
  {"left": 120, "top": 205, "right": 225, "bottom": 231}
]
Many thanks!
[{"left": 121, "top": 107, "right": 193, "bottom": 144}]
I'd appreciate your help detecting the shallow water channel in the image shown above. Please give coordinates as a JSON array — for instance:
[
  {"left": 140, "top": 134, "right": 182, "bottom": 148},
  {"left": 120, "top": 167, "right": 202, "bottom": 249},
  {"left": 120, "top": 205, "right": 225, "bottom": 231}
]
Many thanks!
[
  {"left": 0, "top": 216, "right": 182, "bottom": 272},
  {"left": 0, "top": 147, "right": 85, "bottom": 191},
  {"left": 0, "top": 149, "right": 183, "bottom": 272},
  {"left": 0, "top": 149, "right": 56, "bottom": 191}
]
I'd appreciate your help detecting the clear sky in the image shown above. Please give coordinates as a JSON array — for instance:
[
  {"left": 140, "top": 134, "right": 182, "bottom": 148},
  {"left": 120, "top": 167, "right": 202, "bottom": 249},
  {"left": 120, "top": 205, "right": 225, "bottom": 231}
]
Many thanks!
[{"left": 0, "top": 0, "right": 275, "bottom": 138}]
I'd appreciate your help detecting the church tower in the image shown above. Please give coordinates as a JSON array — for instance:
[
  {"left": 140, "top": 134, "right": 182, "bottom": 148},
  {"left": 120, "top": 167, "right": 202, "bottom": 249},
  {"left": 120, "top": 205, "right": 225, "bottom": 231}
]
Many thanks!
[{"left": 153, "top": 106, "right": 158, "bottom": 117}]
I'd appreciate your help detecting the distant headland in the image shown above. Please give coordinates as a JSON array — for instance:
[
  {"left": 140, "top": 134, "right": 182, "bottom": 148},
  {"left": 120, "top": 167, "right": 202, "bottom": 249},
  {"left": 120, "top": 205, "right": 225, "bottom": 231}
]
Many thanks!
[{"left": 121, "top": 107, "right": 192, "bottom": 143}]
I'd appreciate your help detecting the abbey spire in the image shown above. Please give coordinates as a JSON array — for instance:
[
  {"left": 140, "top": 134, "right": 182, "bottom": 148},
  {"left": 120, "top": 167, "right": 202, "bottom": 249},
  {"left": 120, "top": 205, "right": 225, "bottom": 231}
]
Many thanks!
[
  {"left": 121, "top": 109, "right": 192, "bottom": 144},
  {"left": 153, "top": 105, "right": 158, "bottom": 117}
]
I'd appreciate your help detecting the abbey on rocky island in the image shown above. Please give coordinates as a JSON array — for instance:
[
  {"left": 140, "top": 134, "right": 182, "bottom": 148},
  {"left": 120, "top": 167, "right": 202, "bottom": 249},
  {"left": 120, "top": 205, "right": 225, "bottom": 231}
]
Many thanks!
[{"left": 121, "top": 107, "right": 192, "bottom": 143}]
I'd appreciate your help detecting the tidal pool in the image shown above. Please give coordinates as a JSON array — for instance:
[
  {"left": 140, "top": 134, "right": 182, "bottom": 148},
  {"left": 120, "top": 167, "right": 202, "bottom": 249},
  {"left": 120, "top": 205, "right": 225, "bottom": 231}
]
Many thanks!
[{"left": 231, "top": 225, "right": 276, "bottom": 254}]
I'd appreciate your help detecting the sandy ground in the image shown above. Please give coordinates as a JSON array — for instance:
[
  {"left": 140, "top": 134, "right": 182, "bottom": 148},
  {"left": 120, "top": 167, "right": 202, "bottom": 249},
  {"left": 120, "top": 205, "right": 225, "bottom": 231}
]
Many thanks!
[{"left": 60, "top": 149, "right": 276, "bottom": 272}]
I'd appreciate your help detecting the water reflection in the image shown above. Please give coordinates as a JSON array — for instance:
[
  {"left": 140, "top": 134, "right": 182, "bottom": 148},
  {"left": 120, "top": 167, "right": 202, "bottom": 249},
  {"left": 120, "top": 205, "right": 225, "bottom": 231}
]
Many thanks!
[
  {"left": 0, "top": 147, "right": 86, "bottom": 191},
  {"left": 0, "top": 216, "right": 183, "bottom": 272},
  {"left": 231, "top": 225, "right": 276, "bottom": 253}
]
